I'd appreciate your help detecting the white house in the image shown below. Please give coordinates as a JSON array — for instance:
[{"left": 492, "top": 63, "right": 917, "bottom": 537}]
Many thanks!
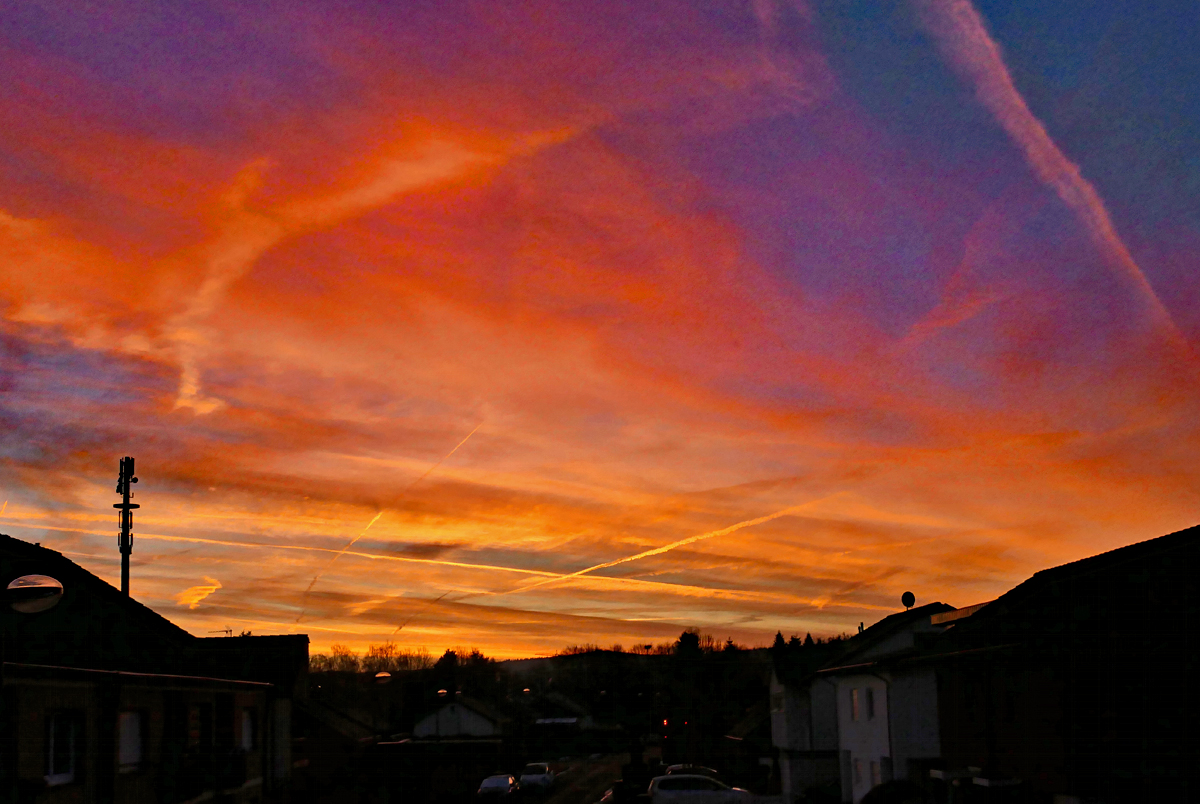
[
  {"left": 816, "top": 603, "right": 962, "bottom": 803},
  {"left": 413, "top": 697, "right": 503, "bottom": 738}
]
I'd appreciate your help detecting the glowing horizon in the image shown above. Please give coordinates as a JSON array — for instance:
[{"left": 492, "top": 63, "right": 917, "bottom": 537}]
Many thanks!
[{"left": 2, "top": 0, "right": 1198, "bottom": 658}]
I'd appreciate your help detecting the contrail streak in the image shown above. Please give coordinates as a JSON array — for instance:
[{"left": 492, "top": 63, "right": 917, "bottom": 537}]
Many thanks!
[
  {"left": 913, "top": 0, "right": 1185, "bottom": 346},
  {"left": 296, "top": 421, "right": 484, "bottom": 623},
  {"left": 0, "top": 520, "right": 853, "bottom": 605},
  {"left": 501, "top": 499, "right": 829, "bottom": 597},
  {"left": 0, "top": 521, "right": 555, "bottom": 576},
  {"left": 392, "top": 591, "right": 450, "bottom": 635}
]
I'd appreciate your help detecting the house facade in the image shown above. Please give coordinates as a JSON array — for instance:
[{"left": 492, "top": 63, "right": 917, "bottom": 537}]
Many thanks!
[
  {"left": 818, "top": 603, "right": 954, "bottom": 804},
  {"left": 412, "top": 697, "right": 502, "bottom": 738},
  {"left": 0, "top": 534, "right": 308, "bottom": 804},
  {"left": 768, "top": 644, "right": 842, "bottom": 801}
]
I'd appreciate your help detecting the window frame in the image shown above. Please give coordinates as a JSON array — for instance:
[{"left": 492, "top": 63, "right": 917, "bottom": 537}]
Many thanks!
[
  {"left": 240, "top": 707, "right": 257, "bottom": 752},
  {"left": 117, "top": 710, "right": 145, "bottom": 774},
  {"left": 45, "top": 710, "right": 84, "bottom": 787}
]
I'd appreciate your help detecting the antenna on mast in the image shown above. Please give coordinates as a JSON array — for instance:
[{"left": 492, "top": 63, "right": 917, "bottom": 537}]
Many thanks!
[{"left": 114, "top": 456, "right": 140, "bottom": 596}]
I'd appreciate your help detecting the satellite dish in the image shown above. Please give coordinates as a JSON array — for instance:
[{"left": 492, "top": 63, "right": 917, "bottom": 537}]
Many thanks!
[
  {"left": 901, "top": 591, "right": 916, "bottom": 610},
  {"left": 375, "top": 671, "right": 392, "bottom": 684},
  {"left": 8, "top": 575, "right": 64, "bottom": 613}
]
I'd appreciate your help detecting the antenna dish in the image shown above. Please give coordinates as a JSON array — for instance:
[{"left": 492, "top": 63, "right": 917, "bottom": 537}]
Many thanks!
[{"left": 901, "top": 591, "right": 916, "bottom": 610}]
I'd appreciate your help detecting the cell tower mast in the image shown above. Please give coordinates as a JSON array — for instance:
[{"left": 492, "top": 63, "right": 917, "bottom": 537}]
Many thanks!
[{"left": 114, "top": 456, "right": 139, "bottom": 596}]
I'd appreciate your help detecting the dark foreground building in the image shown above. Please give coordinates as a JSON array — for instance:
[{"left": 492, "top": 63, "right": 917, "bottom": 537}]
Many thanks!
[
  {"left": 931, "top": 524, "right": 1200, "bottom": 803},
  {"left": 0, "top": 534, "right": 308, "bottom": 804}
]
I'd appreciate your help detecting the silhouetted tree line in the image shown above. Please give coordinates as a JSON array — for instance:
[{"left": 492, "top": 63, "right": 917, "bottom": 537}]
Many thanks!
[
  {"left": 771, "top": 629, "right": 850, "bottom": 653},
  {"left": 557, "top": 630, "right": 749, "bottom": 657},
  {"left": 309, "top": 641, "right": 436, "bottom": 673},
  {"left": 309, "top": 628, "right": 852, "bottom": 673}
]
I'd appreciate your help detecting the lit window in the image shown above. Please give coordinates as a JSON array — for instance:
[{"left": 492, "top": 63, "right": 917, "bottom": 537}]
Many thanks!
[
  {"left": 850, "top": 688, "right": 860, "bottom": 721},
  {"left": 46, "top": 711, "right": 82, "bottom": 786},
  {"left": 118, "top": 711, "right": 143, "bottom": 772},
  {"left": 866, "top": 687, "right": 875, "bottom": 720},
  {"left": 241, "top": 709, "right": 257, "bottom": 751},
  {"left": 871, "top": 760, "right": 881, "bottom": 787}
]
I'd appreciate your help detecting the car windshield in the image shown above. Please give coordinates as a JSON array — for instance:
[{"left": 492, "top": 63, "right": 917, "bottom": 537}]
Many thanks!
[
  {"left": 523, "top": 764, "right": 548, "bottom": 775},
  {"left": 481, "top": 776, "right": 511, "bottom": 789}
]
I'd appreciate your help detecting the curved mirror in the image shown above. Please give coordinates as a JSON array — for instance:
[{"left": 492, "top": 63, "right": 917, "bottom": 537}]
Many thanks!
[{"left": 8, "top": 574, "right": 64, "bottom": 613}]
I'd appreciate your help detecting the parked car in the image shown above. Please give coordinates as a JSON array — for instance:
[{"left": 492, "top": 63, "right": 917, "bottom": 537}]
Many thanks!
[
  {"left": 519, "top": 762, "right": 556, "bottom": 790},
  {"left": 648, "top": 775, "right": 751, "bottom": 804},
  {"left": 665, "top": 765, "right": 720, "bottom": 779},
  {"left": 478, "top": 775, "right": 521, "bottom": 799}
]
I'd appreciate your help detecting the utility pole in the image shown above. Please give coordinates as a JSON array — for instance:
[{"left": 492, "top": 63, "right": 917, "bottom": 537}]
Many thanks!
[{"left": 114, "top": 456, "right": 139, "bottom": 596}]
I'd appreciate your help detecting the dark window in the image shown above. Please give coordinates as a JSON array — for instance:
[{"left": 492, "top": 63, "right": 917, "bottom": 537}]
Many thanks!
[
  {"left": 186, "top": 703, "right": 212, "bottom": 752},
  {"left": 216, "top": 694, "right": 234, "bottom": 752},
  {"left": 46, "top": 711, "right": 84, "bottom": 786},
  {"left": 866, "top": 687, "right": 875, "bottom": 720},
  {"left": 118, "top": 711, "right": 144, "bottom": 772},
  {"left": 241, "top": 708, "right": 257, "bottom": 751}
]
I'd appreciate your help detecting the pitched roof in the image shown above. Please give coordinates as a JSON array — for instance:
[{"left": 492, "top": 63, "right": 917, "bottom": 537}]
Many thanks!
[
  {"left": 419, "top": 694, "right": 507, "bottom": 725},
  {"left": 816, "top": 602, "right": 955, "bottom": 672},
  {"left": 1, "top": 532, "right": 308, "bottom": 684},
  {"left": 1, "top": 532, "right": 194, "bottom": 641},
  {"left": 931, "top": 523, "right": 1200, "bottom": 654}
]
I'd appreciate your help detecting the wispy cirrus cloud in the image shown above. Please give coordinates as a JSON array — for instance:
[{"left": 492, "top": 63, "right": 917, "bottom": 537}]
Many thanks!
[{"left": 1, "top": 0, "right": 1198, "bottom": 658}]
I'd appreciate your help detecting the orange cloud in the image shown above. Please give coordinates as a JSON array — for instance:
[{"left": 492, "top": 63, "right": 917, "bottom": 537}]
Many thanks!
[{"left": 176, "top": 576, "right": 222, "bottom": 610}]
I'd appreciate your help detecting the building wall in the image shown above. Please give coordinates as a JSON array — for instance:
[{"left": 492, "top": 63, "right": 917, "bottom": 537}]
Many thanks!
[
  {"left": 884, "top": 668, "right": 940, "bottom": 781},
  {"left": 3, "top": 673, "right": 271, "bottom": 804},
  {"left": 835, "top": 675, "right": 890, "bottom": 804},
  {"left": 769, "top": 673, "right": 807, "bottom": 752},
  {"left": 413, "top": 704, "right": 497, "bottom": 738},
  {"left": 771, "top": 674, "right": 841, "bottom": 801},
  {"left": 810, "top": 679, "right": 838, "bottom": 751}
]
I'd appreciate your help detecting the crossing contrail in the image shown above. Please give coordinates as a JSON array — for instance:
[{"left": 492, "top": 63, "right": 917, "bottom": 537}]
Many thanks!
[
  {"left": 392, "top": 591, "right": 451, "bottom": 635},
  {"left": 295, "top": 421, "right": 484, "bottom": 623},
  {"left": 500, "top": 498, "right": 832, "bottom": 597}
]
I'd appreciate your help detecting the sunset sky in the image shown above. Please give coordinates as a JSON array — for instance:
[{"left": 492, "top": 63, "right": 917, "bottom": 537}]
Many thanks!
[{"left": 2, "top": 0, "right": 1198, "bottom": 658}]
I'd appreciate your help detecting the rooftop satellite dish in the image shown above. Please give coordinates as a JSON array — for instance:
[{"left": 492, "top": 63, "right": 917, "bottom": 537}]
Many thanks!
[
  {"left": 375, "top": 671, "right": 392, "bottom": 684},
  {"left": 8, "top": 575, "right": 64, "bottom": 613},
  {"left": 902, "top": 591, "right": 916, "bottom": 610}
]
